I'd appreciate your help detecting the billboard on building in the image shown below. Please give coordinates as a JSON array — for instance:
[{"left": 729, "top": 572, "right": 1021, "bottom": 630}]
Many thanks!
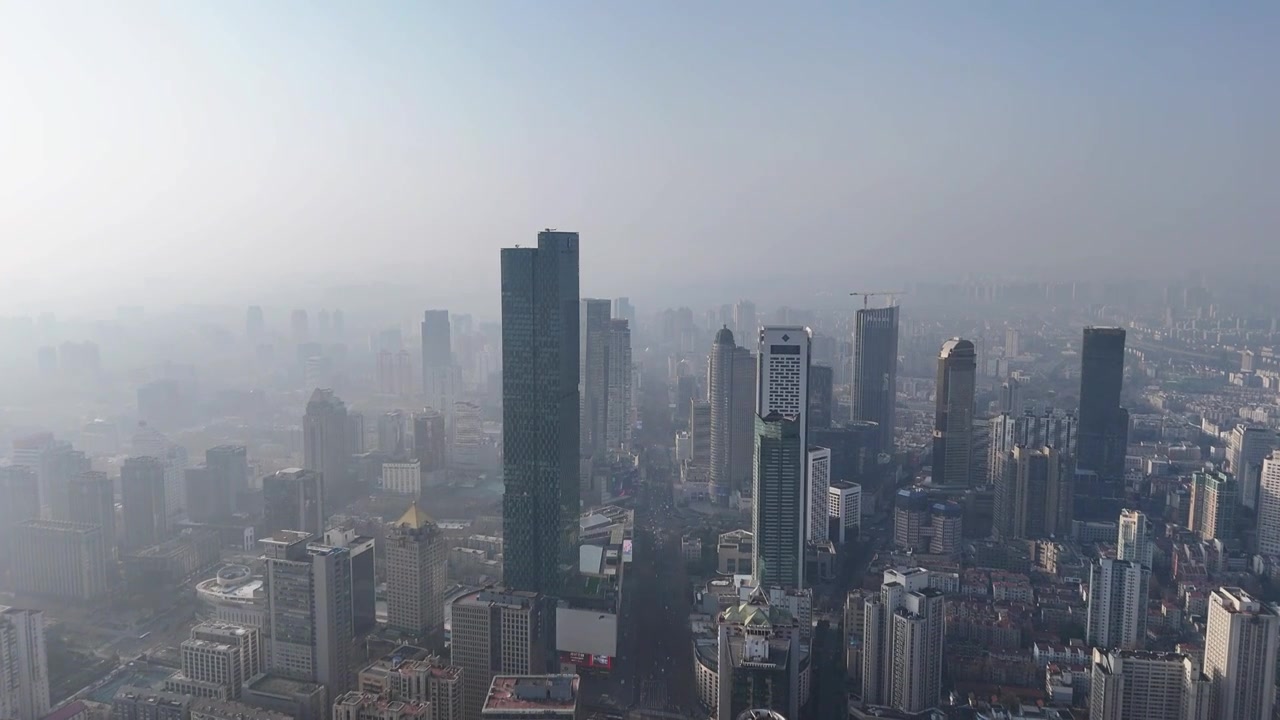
[
  {"left": 556, "top": 606, "right": 618, "bottom": 660},
  {"left": 622, "top": 539, "right": 633, "bottom": 563}
]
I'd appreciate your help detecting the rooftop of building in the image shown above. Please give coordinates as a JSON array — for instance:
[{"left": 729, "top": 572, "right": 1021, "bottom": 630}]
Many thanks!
[
  {"left": 189, "top": 698, "right": 291, "bottom": 720},
  {"left": 244, "top": 673, "right": 321, "bottom": 697},
  {"left": 482, "top": 675, "right": 579, "bottom": 714},
  {"left": 42, "top": 701, "right": 89, "bottom": 720},
  {"left": 334, "top": 691, "right": 428, "bottom": 714}
]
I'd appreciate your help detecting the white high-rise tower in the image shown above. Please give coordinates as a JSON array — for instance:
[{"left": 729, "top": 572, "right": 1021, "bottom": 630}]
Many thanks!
[{"left": 1204, "top": 587, "right": 1280, "bottom": 720}]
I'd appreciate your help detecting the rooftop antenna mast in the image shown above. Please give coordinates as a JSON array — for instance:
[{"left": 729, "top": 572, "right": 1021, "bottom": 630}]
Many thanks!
[{"left": 848, "top": 291, "right": 905, "bottom": 309}]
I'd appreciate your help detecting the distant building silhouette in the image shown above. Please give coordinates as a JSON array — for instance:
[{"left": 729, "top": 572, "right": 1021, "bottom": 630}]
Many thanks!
[{"left": 851, "top": 306, "right": 899, "bottom": 454}]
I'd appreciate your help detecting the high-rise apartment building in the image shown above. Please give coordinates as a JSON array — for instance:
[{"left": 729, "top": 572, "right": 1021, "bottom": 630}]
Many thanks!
[
  {"left": 1077, "top": 327, "right": 1128, "bottom": 482},
  {"left": 450, "top": 588, "right": 549, "bottom": 720},
  {"left": 690, "top": 400, "right": 712, "bottom": 468},
  {"left": 378, "top": 411, "right": 408, "bottom": 456},
  {"left": 12, "top": 520, "right": 110, "bottom": 600},
  {"left": 204, "top": 446, "right": 248, "bottom": 519},
  {"left": 752, "top": 414, "right": 804, "bottom": 590},
  {"left": 1227, "top": 425, "right": 1277, "bottom": 510},
  {"left": 121, "top": 456, "right": 168, "bottom": 552},
  {"left": 164, "top": 622, "right": 261, "bottom": 700},
  {"left": 604, "top": 319, "right": 633, "bottom": 452},
  {"left": 993, "top": 445, "right": 1073, "bottom": 540},
  {"left": 580, "top": 298, "right": 612, "bottom": 458},
  {"left": 861, "top": 569, "right": 943, "bottom": 713},
  {"left": 67, "top": 470, "right": 116, "bottom": 555},
  {"left": 0, "top": 467, "right": 41, "bottom": 587},
  {"left": 500, "top": 231, "right": 580, "bottom": 595},
  {"left": 806, "top": 447, "right": 831, "bottom": 543},
  {"left": 304, "top": 388, "right": 351, "bottom": 507},
  {"left": 1087, "top": 557, "right": 1148, "bottom": 651},
  {"left": 1088, "top": 649, "right": 1210, "bottom": 720},
  {"left": 1118, "top": 509, "right": 1152, "bottom": 568},
  {"left": 988, "top": 409, "right": 1076, "bottom": 486},
  {"left": 39, "top": 444, "right": 90, "bottom": 521},
  {"left": 262, "top": 469, "right": 325, "bottom": 537},
  {"left": 932, "top": 339, "right": 976, "bottom": 487},
  {"left": 261, "top": 531, "right": 353, "bottom": 695},
  {"left": 0, "top": 607, "right": 50, "bottom": 720},
  {"left": 851, "top": 305, "right": 899, "bottom": 454},
  {"left": 386, "top": 503, "right": 448, "bottom": 639},
  {"left": 1204, "top": 587, "right": 1280, "bottom": 720},
  {"left": 1188, "top": 470, "right": 1236, "bottom": 544},
  {"left": 708, "top": 328, "right": 756, "bottom": 503},
  {"left": 1257, "top": 454, "right": 1280, "bottom": 556}
]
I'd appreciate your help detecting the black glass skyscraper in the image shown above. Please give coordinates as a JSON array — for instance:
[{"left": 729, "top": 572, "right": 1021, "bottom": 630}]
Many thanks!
[
  {"left": 852, "top": 305, "right": 899, "bottom": 454},
  {"left": 1077, "top": 327, "right": 1128, "bottom": 482},
  {"left": 501, "top": 230, "right": 580, "bottom": 594}
]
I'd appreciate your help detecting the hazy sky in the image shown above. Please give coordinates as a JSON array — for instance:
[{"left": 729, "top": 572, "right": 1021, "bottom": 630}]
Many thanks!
[{"left": 1, "top": 2, "right": 1277, "bottom": 315}]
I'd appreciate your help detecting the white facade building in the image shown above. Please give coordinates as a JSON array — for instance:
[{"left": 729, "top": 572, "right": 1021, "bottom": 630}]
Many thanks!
[
  {"left": 1204, "top": 587, "right": 1280, "bottom": 720},
  {"left": 383, "top": 461, "right": 422, "bottom": 496},
  {"left": 805, "top": 447, "right": 830, "bottom": 543},
  {"left": 0, "top": 607, "right": 50, "bottom": 720},
  {"left": 827, "top": 482, "right": 861, "bottom": 544}
]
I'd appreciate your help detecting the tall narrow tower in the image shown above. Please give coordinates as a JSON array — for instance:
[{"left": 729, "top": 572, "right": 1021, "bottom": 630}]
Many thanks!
[
  {"left": 385, "top": 503, "right": 448, "bottom": 639},
  {"left": 304, "top": 388, "right": 351, "bottom": 508},
  {"left": 1077, "top": 327, "right": 1128, "bottom": 482},
  {"left": 852, "top": 306, "right": 899, "bottom": 454},
  {"left": 501, "top": 230, "right": 580, "bottom": 594},
  {"left": 932, "top": 339, "right": 976, "bottom": 486}
]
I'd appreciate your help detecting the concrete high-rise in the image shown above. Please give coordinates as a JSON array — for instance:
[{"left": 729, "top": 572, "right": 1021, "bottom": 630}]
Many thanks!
[
  {"left": 988, "top": 408, "right": 1076, "bottom": 486},
  {"left": 262, "top": 469, "right": 324, "bottom": 537},
  {"left": 67, "top": 471, "right": 117, "bottom": 555},
  {"left": 932, "top": 339, "right": 976, "bottom": 486},
  {"left": 121, "top": 456, "right": 169, "bottom": 552},
  {"left": 752, "top": 414, "right": 804, "bottom": 590},
  {"left": 1077, "top": 327, "right": 1128, "bottom": 483},
  {"left": 385, "top": 503, "right": 448, "bottom": 639},
  {"left": 851, "top": 306, "right": 899, "bottom": 454},
  {"left": 1204, "top": 587, "right": 1280, "bottom": 720},
  {"left": 450, "top": 588, "right": 549, "bottom": 720},
  {"left": 861, "top": 569, "right": 943, "bottom": 713},
  {"left": 733, "top": 301, "right": 757, "bottom": 342},
  {"left": 1118, "top": 509, "right": 1152, "bottom": 568},
  {"left": 206, "top": 446, "right": 248, "bottom": 519},
  {"left": 0, "top": 607, "right": 50, "bottom": 720},
  {"left": 993, "top": 445, "right": 1073, "bottom": 540},
  {"left": 38, "top": 444, "right": 90, "bottom": 521},
  {"left": 378, "top": 411, "right": 408, "bottom": 456},
  {"left": 757, "top": 327, "right": 811, "bottom": 442},
  {"left": 1088, "top": 649, "right": 1210, "bottom": 720},
  {"left": 165, "top": 622, "right": 261, "bottom": 700},
  {"left": 500, "top": 231, "right": 580, "bottom": 595},
  {"left": 604, "top": 319, "right": 633, "bottom": 452},
  {"left": 261, "top": 531, "right": 353, "bottom": 696},
  {"left": 0, "top": 467, "right": 40, "bottom": 587},
  {"left": 304, "top": 388, "right": 351, "bottom": 508},
  {"left": 1188, "top": 470, "right": 1236, "bottom": 544},
  {"left": 1257, "top": 454, "right": 1280, "bottom": 556},
  {"left": 414, "top": 409, "right": 447, "bottom": 473},
  {"left": 806, "top": 447, "right": 831, "bottom": 543},
  {"left": 12, "top": 520, "right": 110, "bottom": 600},
  {"left": 580, "top": 298, "right": 612, "bottom": 458},
  {"left": 1227, "top": 425, "right": 1277, "bottom": 510},
  {"left": 690, "top": 400, "right": 712, "bottom": 467},
  {"left": 612, "top": 297, "right": 635, "bottom": 328},
  {"left": 708, "top": 328, "right": 755, "bottom": 503},
  {"left": 1087, "top": 557, "right": 1148, "bottom": 651}
]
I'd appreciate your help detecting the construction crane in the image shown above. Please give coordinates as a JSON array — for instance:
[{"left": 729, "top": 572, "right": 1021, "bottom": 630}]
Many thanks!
[{"left": 849, "top": 291, "right": 905, "bottom": 309}]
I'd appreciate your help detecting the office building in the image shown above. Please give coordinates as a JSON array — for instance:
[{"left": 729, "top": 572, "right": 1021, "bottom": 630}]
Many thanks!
[
  {"left": 0, "top": 466, "right": 41, "bottom": 587},
  {"left": 861, "top": 570, "right": 943, "bottom": 713},
  {"left": 304, "top": 388, "right": 351, "bottom": 507},
  {"left": 709, "top": 328, "right": 756, "bottom": 503},
  {"left": 1227, "top": 425, "right": 1277, "bottom": 510},
  {"left": 262, "top": 469, "right": 325, "bottom": 537},
  {"left": 988, "top": 409, "right": 1076, "bottom": 486},
  {"left": 612, "top": 297, "right": 635, "bottom": 328},
  {"left": 422, "top": 310, "right": 458, "bottom": 428},
  {"left": 500, "top": 231, "right": 580, "bottom": 594},
  {"left": 752, "top": 413, "right": 804, "bottom": 590},
  {"left": 0, "top": 607, "right": 50, "bottom": 720},
  {"left": 39, "top": 444, "right": 90, "bottom": 521},
  {"left": 450, "top": 588, "right": 549, "bottom": 720},
  {"left": 111, "top": 687, "right": 191, "bottom": 720},
  {"left": 67, "top": 470, "right": 116, "bottom": 554},
  {"left": 1077, "top": 327, "right": 1128, "bottom": 482},
  {"left": 580, "top": 298, "right": 612, "bottom": 458},
  {"left": 323, "top": 527, "right": 377, "bottom": 635},
  {"left": 690, "top": 400, "right": 712, "bottom": 467},
  {"left": 385, "top": 503, "right": 448, "bottom": 639},
  {"left": 932, "top": 338, "right": 976, "bottom": 486},
  {"left": 805, "top": 447, "right": 830, "bottom": 543},
  {"left": 382, "top": 462, "right": 422, "bottom": 496},
  {"left": 993, "top": 445, "right": 1073, "bottom": 540},
  {"left": 261, "top": 531, "right": 353, "bottom": 695},
  {"left": 1088, "top": 649, "right": 1210, "bottom": 720},
  {"left": 12, "top": 520, "right": 110, "bottom": 599},
  {"left": 121, "top": 456, "right": 168, "bottom": 551},
  {"left": 1188, "top": 470, "right": 1236, "bottom": 544},
  {"left": 378, "top": 411, "right": 409, "bottom": 456},
  {"left": 480, "top": 675, "right": 579, "bottom": 720},
  {"left": 413, "top": 409, "right": 447, "bottom": 475},
  {"left": 209, "top": 446, "right": 248, "bottom": 513},
  {"left": 604, "top": 319, "right": 633, "bottom": 452},
  {"left": 827, "top": 482, "right": 861, "bottom": 544},
  {"left": 851, "top": 305, "right": 899, "bottom": 454},
  {"left": 1257, "top": 454, "right": 1280, "bottom": 555},
  {"left": 714, "top": 588, "right": 806, "bottom": 720},
  {"left": 1087, "top": 558, "right": 1148, "bottom": 651},
  {"left": 1204, "top": 587, "right": 1280, "bottom": 720},
  {"left": 809, "top": 421, "right": 880, "bottom": 484},
  {"left": 757, "top": 327, "right": 811, "bottom": 444},
  {"left": 165, "top": 622, "right": 261, "bottom": 700},
  {"left": 807, "top": 365, "right": 833, "bottom": 430}
]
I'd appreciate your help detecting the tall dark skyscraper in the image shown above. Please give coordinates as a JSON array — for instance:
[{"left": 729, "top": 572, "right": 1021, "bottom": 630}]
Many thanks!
[
  {"left": 206, "top": 445, "right": 248, "bottom": 517},
  {"left": 421, "top": 310, "right": 456, "bottom": 420},
  {"left": 501, "top": 230, "right": 580, "bottom": 594},
  {"left": 752, "top": 413, "right": 804, "bottom": 589},
  {"left": 708, "top": 328, "right": 755, "bottom": 504},
  {"left": 932, "top": 338, "right": 976, "bottom": 486},
  {"left": 263, "top": 468, "right": 325, "bottom": 537},
  {"left": 304, "top": 388, "right": 351, "bottom": 507},
  {"left": 1077, "top": 327, "right": 1128, "bottom": 483},
  {"left": 120, "top": 456, "right": 168, "bottom": 552},
  {"left": 67, "top": 471, "right": 117, "bottom": 555},
  {"left": 852, "top": 305, "right": 899, "bottom": 454},
  {"left": 808, "top": 364, "right": 834, "bottom": 430},
  {"left": 580, "top": 298, "right": 612, "bottom": 458}
]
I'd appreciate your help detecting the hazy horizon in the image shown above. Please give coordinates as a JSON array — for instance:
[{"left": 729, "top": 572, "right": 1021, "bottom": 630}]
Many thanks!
[{"left": 3, "top": 2, "right": 1278, "bottom": 316}]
